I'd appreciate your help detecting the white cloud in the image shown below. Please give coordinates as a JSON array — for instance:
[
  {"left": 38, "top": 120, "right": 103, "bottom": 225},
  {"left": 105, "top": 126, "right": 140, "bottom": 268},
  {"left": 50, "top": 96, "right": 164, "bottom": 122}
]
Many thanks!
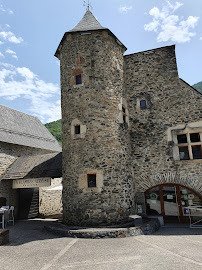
[
  {"left": 0, "top": 52, "right": 4, "bottom": 58},
  {"left": 200, "top": 37, "right": 202, "bottom": 40},
  {"left": 17, "top": 67, "right": 34, "bottom": 79},
  {"left": 0, "top": 31, "right": 23, "bottom": 44},
  {"left": 6, "top": 49, "right": 18, "bottom": 60},
  {"left": 0, "top": 63, "right": 61, "bottom": 123},
  {"left": 119, "top": 6, "right": 132, "bottom": 14},
  {"left": 166, "top": 1, "right": 184, "bottom": 12},
  {"left": 0, "top": 41, "right": 4, "bottom": 45},
  {"left": 144, "top": 2, "right": 199, "bottom": 43},
  {"left": 0, "top": 5, "right": 13, "bottom": 15}
]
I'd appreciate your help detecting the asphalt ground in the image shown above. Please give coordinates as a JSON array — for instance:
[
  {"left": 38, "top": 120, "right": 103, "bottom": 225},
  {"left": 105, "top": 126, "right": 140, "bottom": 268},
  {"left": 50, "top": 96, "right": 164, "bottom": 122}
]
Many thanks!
[{"left": 0, "top": 219, "right": 202, "bottom": 270}]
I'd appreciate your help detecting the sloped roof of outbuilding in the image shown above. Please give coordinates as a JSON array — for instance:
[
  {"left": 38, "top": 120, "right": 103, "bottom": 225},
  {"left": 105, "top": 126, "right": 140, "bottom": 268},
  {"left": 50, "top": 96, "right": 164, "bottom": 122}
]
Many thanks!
[
  {"left": 3, "top": 152, "right": 62, "bottom": 180},
  {"left": 69, "top": 10, "right": 107, "bottom": 32},
  {"left": 0, "top": 105, "right": 61, "bottom": 152}
]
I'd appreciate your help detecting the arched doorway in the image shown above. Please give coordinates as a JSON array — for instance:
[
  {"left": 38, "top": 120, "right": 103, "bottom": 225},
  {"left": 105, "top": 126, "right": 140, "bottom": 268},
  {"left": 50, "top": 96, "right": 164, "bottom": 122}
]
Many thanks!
[{"left": 145, "top": 184, "right": 202, "bottom": 223}]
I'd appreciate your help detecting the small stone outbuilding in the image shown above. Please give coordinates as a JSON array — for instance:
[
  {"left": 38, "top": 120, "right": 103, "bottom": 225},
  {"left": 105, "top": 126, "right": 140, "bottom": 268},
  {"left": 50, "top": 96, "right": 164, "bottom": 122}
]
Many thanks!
[{"left": 0, "top": 105, "right": 62, "bottom": 219}]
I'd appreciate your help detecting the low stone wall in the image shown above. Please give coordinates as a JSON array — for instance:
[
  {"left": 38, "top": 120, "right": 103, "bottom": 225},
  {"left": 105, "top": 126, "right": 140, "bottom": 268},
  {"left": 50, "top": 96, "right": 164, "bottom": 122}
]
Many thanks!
[{"left": 45, "top": 218, "right": 160, "bottom": 238}]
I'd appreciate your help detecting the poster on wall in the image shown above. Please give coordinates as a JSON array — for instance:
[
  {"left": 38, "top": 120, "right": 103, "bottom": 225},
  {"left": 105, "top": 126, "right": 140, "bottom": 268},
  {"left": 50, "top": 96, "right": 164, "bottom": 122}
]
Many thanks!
[{"left": 137, "top": 205, "right": 143, "bottom": 214}]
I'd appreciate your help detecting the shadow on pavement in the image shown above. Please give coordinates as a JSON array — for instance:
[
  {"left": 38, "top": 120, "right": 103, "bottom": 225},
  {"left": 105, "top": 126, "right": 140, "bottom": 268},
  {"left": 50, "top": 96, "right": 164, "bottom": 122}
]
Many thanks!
[
  {"left": 152, "top": 225, "right": 202, "bottom": 236},
  {"left": 5, "top": 219, "right": 64, "bottom": 246},
  {"left": 4, "top": 218, "right": 202, "bottom": 246}
]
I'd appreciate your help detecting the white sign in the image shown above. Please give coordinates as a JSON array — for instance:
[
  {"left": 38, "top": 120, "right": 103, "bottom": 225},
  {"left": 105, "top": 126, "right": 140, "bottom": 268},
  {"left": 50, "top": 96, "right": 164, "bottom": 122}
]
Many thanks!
[
  {"left": 12, "top": 178, "right": 51, "bottom": 189},
  {"left": 167, "top": 195, "right": 173, "bottom": 200}
]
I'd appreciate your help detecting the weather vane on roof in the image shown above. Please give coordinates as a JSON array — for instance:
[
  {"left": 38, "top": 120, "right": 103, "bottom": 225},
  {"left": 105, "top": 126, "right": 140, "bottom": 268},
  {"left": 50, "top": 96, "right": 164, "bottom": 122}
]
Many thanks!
[{"left": 83, "top": 0, "right": 92, "bottom": 11}]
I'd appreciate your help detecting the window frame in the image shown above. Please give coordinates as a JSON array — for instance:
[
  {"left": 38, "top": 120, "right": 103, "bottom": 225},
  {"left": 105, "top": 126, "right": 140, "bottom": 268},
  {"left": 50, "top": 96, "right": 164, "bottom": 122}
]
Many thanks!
[
  {"left": 75, "top": 74, "right": 82, "bottom": 85},
  {"left": 175, "top": 131, "right": 202, "bottom": 161},
  {"left": 74, "top": 125, "right": 81, "bottom": 135},
  {"left": 122, "top": 105, "right": 126, "bottom": 124}
]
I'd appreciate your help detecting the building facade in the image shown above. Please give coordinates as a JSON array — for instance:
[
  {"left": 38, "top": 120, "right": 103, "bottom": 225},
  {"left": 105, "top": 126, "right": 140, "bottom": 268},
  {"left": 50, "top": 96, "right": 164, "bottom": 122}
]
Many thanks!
[{"left": 56, "top": 10, "right": 202, "bottom": 225}]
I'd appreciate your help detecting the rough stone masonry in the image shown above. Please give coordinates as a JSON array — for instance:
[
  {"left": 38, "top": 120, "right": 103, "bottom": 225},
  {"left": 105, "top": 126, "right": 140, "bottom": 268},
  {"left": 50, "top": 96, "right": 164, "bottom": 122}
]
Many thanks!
[{"left": 55, "top": 10, "right": 202, "bottom": 225}]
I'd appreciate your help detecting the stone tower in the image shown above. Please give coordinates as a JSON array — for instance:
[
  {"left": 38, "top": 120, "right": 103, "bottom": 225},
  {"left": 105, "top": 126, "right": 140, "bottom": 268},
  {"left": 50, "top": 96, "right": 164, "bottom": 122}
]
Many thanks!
[{"left": 55, "top": 10, "right": 134, "bottom": 226}]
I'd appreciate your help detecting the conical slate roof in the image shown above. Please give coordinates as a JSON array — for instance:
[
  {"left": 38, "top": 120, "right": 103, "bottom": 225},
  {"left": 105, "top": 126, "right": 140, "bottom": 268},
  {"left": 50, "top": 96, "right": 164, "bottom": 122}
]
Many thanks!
[
  {"left": 55, "top": 10, "right": 127, "bottom": 58},
  {"left": 69, "top": 10, "right": 107, "bottom": 32}
]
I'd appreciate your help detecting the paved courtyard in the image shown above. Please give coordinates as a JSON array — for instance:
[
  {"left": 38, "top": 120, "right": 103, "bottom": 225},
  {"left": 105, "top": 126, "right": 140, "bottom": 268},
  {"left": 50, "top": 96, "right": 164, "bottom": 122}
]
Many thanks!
[{"left": 0, "top": 219, "right": 202, "bottom": 270}]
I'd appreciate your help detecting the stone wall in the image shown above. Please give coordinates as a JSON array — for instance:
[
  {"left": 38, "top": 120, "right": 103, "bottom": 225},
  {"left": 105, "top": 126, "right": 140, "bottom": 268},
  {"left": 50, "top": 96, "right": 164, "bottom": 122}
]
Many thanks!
[
  {"left": 124, "top": 45, "right": 202, "bottom": 206},
  {"left": 61, "top": 30, "right": 135, "bottom": 226},
  {"left": 39, "top": 178, "right": 62, "bottom": 216}
]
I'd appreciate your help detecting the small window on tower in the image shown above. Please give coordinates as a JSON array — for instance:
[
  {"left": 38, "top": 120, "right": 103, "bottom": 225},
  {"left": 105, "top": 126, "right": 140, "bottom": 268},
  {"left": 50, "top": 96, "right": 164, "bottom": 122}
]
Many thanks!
[
  {"left": 87, "top": 174, "right": 96, "bottom": 188},
  {"left": 122, "top": 106, "right": 126, "bottom": 124},
  {"left": 74, "top": 125, "right": 80, "bottom": 135},
  {"left": 140, "top": 100, "right": 146, "bottom": 108},
  {"left": 76, "top": 74, "right": 82, "bottom": 85}
]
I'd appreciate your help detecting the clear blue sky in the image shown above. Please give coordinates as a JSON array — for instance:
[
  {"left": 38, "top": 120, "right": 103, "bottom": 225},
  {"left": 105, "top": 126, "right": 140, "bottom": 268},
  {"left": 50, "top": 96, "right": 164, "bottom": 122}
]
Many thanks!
[{"left": 0, "top": 0, "right": 202, "bottom": 123}]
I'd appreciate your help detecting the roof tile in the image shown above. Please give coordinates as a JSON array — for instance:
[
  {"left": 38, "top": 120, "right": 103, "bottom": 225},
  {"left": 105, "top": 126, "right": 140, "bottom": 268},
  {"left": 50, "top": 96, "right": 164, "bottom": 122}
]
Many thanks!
[
  {"left": 0, "top": 105, "right": 61, "bottom": 152},
  {"left": 69, "top": 10, "right": 107, "bottom": 32}
]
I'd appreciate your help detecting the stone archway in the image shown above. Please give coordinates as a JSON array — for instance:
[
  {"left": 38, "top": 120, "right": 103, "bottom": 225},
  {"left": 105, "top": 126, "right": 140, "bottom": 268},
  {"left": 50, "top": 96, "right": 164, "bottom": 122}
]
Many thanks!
[{"left": 136, "top": 171, "right": 202, "bottom": 197}]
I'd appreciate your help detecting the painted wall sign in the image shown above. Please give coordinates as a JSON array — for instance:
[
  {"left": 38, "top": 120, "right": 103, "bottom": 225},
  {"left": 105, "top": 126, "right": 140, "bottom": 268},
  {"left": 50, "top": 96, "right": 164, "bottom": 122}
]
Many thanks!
[{"left": 12, "top": 178, "right": 51, "bottom": 189}]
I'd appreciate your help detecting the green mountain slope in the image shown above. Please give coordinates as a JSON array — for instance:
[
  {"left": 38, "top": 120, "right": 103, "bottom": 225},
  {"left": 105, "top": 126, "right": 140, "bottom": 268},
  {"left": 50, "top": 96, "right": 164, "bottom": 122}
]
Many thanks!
[
  {"left": 45, "top": 119, "right": 62, "bottom": 145},
  {"left": 45, "top": 81, "right": 202, "bottom": 144},
  {"left": 192, "top": 81, "right": 202, "bottom": 93}
]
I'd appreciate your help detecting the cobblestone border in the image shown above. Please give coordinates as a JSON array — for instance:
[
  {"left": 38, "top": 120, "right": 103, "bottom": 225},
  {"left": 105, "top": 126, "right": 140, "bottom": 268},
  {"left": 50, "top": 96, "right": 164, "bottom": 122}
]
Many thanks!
[{"left": 44, "top": 218, "right": 160, "bottom": 239}]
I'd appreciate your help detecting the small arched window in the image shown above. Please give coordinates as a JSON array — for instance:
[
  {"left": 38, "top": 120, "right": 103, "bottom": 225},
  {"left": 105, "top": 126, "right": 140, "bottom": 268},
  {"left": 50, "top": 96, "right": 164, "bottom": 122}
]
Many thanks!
[
  {"left": 76, "top": 74, "right": 82, "bottom": 85},
  {"left": 71, "top": 119, "right": 86, "bottom": 139},
  {"left": 140, "top": 99, "right": 146, "bottom": 108},
  {"left": 118, "top": 98, "right": 129, "bottom": 126}
]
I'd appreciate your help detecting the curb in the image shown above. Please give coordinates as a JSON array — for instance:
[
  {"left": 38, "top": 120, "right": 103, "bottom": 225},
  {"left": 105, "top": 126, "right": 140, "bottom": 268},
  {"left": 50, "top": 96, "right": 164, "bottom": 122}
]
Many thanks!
[{"left": 44, "top": 218, "right": 160, "bottom": 239}]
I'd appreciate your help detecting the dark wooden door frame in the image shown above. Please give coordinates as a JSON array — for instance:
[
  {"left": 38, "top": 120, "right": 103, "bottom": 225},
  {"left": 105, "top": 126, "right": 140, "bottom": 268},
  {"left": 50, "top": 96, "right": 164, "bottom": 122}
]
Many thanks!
[{"left": 145, "top": 184, "right": 202, "bottom": 223}]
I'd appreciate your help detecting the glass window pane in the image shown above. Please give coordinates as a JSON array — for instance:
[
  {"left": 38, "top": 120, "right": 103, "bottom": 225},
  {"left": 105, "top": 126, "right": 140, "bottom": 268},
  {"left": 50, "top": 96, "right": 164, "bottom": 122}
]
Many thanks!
[
  {"left": 140, "top": 100, "right": 146, "bottom": 108},
  {"left": 145, "top": 187, "right": 161, "bottom": 215},
  {"left": 177, "top": 134, "right": 187, "bottom": 144},
  {"left": 192, "top": 145, "right": 202, "bottom": 159},
  {"left": 88, "top": 174, "right": 96, "bottom": 188},
  {"left": 162, "top": 186, "right": 179, "bottom": 217},
  {"left": 76, "top": 75, "right": 82, "bottom": 85},
  {"left": 180, "top": 187, "right": 202, "bottom": 218},
  {"left": 190, "top": 133, "right": 200, "bottom": 142},
  {"left": 75, "top": 125, "right": 80, "bottom": 135},
  {"left": 179, "top": 146, "right": 189, "bottom": 160}
]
